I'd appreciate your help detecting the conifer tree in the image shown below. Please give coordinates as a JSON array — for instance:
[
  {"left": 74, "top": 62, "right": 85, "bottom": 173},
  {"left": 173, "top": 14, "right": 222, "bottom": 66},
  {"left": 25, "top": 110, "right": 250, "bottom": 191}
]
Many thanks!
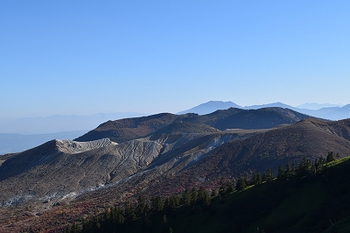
[
  {"left": 191, "top": 188, "right": 198, "bottom": 204},
  {"left": 286, "top": 161, "right": 291, "bottom": 173},
  {"left": 182, "top": 189, "right": 192, "bottom": 206},
  {"left": 277, "top": 165, "right": 285, "bottom": 179},
  {"left": 151, "top": 196, "right": 164, "bottom": 212},
  {"left": 252, "top": 172, "right": 262, "bottom": 185},
  {"left": 197, "top": 186, "right": 211, "bottom": 206},
  {"left": 124, "top": 201, "right": 137, "bottom": 222},
  {"left": 218, "top": 177, "right": 226, "bottom": 196},
  {"left": 327, "top": 151, "right": 335, "bottom": 162},
  {"left": 235, "top": 175, "right": 247, "bottom": 191},
  {"left": 262, "top": 168, "right": 274, "bottom": 182},
  {"left": 136, "top": 196, "right": 149, "bottom": 216},
  {"left": 164, "top": 195, "right": 180, "bottom": 213}
]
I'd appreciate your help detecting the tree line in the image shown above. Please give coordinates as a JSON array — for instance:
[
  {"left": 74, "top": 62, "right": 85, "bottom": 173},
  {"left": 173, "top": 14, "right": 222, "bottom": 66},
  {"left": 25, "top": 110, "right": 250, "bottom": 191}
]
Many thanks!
[{"left": 65, "top": 151, "right": 337, "bottom": 233}]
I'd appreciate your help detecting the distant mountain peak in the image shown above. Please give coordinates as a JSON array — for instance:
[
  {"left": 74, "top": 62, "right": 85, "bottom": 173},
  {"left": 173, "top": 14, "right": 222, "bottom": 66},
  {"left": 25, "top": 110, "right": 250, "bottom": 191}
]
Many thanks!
[
  {"left": 243, "top": 102, "right": 294, "bottom": 110},
  {"left": 297, "top": 102, "right": 342, "bottom": 110},
  {"left": 178, "top": 101, "right": 241, "bottom": 115}
]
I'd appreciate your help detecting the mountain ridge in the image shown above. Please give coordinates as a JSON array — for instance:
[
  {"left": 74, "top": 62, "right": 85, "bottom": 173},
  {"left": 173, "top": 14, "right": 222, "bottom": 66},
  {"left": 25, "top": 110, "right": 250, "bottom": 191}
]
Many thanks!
[
  {"left": 76, "top": 107, "right": 311, "bottom": 143},
  {"left": 178, "top": 101, "right": 241, "bottom": 115},
  {"left": 179, "top": 100, "right": 350, "bottom": 120}
]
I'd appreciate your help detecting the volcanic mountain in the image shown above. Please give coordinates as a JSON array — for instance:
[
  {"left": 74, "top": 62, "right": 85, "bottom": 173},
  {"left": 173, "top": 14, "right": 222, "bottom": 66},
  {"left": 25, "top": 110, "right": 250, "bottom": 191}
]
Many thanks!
[
  {"left": 1, "top": 108, "right": 350, "bottom": 232},
  {"left": 75, "top": 107, "right": 311, "bottom": 142}
]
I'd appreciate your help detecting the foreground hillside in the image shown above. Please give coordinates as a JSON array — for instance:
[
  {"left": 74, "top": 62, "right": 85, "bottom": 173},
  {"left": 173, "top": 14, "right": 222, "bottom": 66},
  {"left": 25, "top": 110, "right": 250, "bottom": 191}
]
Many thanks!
[{"left": 69, "top": 156, "right": 350, "bottom": 233}]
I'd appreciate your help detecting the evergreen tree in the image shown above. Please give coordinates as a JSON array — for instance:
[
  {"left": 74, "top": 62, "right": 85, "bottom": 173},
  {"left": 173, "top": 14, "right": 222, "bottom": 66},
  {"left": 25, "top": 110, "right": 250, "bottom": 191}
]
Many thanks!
[
  {"left": 277, "top": 165, "right": 285, "bottom": 179},
  {"left": 124, "top": 201, "right": 137, "bottom": 222},
  {"left": 218, "top": 177, "right": 226, "bottom": 196},
  {"left": 244, "top": 173, "right": 250, "bottom": 187},
  {"left": 182, "top": 189, "right": 192, "bottom": 206},
  {"left": 235, "top": 175, "right": 247, "bottom": 191},
  {"left": 191, "top": 188, "right": 198, "bottom": 204},
  {"left": 136, "top": 196, "right": 149, "bottom": 216},
  {"left": 164, "top": 195, "right": 180, "bottom": 213},
  {"left": 314, "top": 156, "right": 326, "bottom": 172},
  {"left": 115, "top": 207, "right": 125, "bottom": 224},
  {"left": 298, "top": 157, "right": 313, "bottom": 174},
  {"left": 285, "top": 161, "right": 296, "bottom": 177},
  {"left": 285, "top": 161, "right": 291, "bottom": 173},
  {"left": 151, "top": 196, "right": 164, "bottom": 212},
  {"left": 226, "top": 180, "right": 235, "bottom": 193},
  {"left": 262, "top": 168, "right": 274, "bottom": 182},
  {"left": 252, "top": 172, "right": 262, "bottom": 185},
  {"left": 327, "top": 151, "right": 335, "bottom": 162},
  {"left": 197, "top": 186, "right": 211, "bottom": 206}
]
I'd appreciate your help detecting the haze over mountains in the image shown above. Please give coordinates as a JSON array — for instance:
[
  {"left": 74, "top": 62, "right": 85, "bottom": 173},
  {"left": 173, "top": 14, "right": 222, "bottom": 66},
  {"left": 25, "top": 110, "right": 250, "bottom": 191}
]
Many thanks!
[
  {"left": 1, "top": 101, "right": 349, "bottom": 154},
  {"left": 179, "top": 101, "right": 349, "bottom": 120},
  {"left": 1, "top": 106, "right": 350, "bottom": 231}
]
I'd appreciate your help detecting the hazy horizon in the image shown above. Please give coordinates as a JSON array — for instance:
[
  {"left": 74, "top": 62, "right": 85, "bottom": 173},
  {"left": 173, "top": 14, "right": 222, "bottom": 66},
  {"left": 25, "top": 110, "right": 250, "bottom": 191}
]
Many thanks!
[
  {"left": 0, "top": 100, "right": 348, "bottom": 135},
  {"left": 1, "top": 1, "right": 349, "bottom": 119}
]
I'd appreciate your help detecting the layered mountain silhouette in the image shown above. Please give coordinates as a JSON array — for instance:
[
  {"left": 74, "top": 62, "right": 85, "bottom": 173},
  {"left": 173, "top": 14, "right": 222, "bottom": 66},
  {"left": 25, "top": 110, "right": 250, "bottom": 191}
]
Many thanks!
[
  {"left": 178, "top": 101, "right": 350, "bottom": 120},
  {"left": 1, "top": 101, "right": 348, "bottom": 154},
  {"left": 75, "top": 107, "right": 309, "bottom": 142},
  {"left": 1, "top": 107, "right": 350, "bottom": 231}
]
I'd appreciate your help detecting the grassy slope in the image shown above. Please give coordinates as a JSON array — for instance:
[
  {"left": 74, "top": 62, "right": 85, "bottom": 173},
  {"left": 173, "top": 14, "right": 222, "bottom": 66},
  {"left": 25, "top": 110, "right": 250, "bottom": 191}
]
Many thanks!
[{"left": 114, "top": 157, "right": 350, "bottom": 233}]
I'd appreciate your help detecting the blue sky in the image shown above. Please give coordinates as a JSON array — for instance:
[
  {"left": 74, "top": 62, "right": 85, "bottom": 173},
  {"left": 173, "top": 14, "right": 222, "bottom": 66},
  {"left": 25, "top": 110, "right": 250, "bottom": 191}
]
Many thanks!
[{"left": 1, "top": 1, "right": 349, "bottom": 119}]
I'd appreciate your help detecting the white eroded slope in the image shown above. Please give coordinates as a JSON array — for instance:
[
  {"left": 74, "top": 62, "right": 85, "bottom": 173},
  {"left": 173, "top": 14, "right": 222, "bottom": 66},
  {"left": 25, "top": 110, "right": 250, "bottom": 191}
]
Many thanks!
[
  {"left": 0, "top": 132, "right": 246, "bottom": 207},
  {"left": 55, "top": 138, "right": 117, "bottom": 154}
]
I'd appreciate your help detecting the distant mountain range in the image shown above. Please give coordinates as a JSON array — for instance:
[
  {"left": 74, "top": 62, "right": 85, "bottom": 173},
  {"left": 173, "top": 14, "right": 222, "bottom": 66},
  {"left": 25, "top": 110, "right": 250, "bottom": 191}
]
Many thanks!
[
  {"left": 2, "top": 101, "right": 349, "bottom": 154},
  {"left": 179, "top": 101, "right": 350, "bottom": 120},
  {"left": 1, "top": 107, "right": 350, "bottom": 231},
  {"left": 296, "top": 102, "right": 341, "bottom": 109}
]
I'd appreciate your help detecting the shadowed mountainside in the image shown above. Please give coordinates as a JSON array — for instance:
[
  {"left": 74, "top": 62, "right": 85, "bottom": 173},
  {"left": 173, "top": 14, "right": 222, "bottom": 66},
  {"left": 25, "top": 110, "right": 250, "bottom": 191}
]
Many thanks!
[
  {"left": 179, "top": 101, "right": 350, "bottom": 120},
  {"left": 130, "top": 118, "right": 350, "bottom": 197},
  {"left": 75, "top": 107, "right": 311, "bottom": 142},
  {"left": 1, "top": 110, "right": 350, "bottom": 232},
  {"left": 75, "top": 113, "right": 180, "bottom": 143}
]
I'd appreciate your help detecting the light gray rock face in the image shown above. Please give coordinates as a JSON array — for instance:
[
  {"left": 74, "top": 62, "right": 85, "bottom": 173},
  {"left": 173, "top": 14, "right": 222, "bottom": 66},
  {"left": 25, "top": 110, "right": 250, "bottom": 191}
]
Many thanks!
[
  {"left": 0, "top": 132, "right": 241, "bottom": 207},
  {"left": 54, "top": 138, "right": 117, "bottom": 154}
]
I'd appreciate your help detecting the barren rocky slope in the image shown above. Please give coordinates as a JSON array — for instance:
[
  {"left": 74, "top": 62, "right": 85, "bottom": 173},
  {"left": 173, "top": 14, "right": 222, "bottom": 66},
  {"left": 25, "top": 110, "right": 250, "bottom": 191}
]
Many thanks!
[
  {"left": 1, "top": 109, "right": 349, "bottom": 232},
  {"left": 98, "top": 118, "right": 350, "bottom": 200},
  {"left": 0, "top": 132, "right": 247, "bottom": 208}
]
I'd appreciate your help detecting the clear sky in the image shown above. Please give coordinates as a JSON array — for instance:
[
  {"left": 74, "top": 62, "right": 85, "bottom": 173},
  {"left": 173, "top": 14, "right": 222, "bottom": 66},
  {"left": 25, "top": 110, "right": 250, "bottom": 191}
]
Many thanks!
[{"left": 1, "top": 1, "right": 349, "bottom": 119}]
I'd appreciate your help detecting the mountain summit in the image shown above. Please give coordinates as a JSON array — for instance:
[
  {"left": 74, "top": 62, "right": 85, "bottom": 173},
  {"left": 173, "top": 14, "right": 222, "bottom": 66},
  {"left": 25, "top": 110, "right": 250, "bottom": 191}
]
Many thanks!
[
  {"left": 178, "top": 101, "right": 241, "bottom": 115},
  {"left": 76, "top": 107, "right": 310, "bottom": 142},
  {"left": 178, "top": 101, "right": 350, "bottom": 120}
]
